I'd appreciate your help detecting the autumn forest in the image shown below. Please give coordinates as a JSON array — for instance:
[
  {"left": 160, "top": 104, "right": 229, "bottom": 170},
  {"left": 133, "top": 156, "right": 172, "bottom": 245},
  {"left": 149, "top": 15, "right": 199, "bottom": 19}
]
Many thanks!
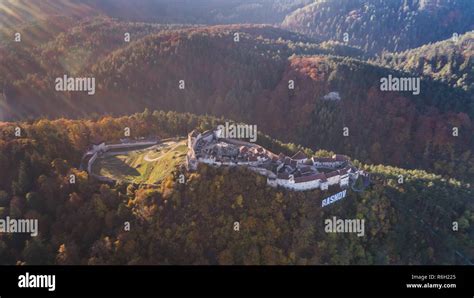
[{"left": 0, "top": 0, "right": 472, "bottom": 265}]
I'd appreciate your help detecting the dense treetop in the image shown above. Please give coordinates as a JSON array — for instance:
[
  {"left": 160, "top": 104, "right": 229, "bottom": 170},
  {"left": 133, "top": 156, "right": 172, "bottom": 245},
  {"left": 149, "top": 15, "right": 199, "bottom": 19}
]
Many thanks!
[
  {"left": 1, "top": 20, "right": 473, "bottom": 181},
  {"left": 373, "top": 30, "right": 474, "bottom": 92},
  {"left": 0, "top": 1, "right": 472, "bottom": 265},
  {"left": 282, "top": 0, "right": 474, "bottom": 55},
  {"left": 0, "top": 111, "right": 471, "bottom": 265}
]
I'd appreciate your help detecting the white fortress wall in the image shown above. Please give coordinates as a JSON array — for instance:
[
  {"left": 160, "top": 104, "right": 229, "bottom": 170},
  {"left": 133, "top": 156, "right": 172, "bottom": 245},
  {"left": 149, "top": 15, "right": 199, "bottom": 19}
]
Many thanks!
[
  {"left": 87, "top": 153, "right": 98, "bottom": 174},
  {"left": 327, "top": 175, "right": 340, "bottom": 186},
  {"left": 249, "top": 167, "right": 276, "bottom": 178},
  {"left": 105, "top": 141, "right": 158, "bottom": 151},
  {"left": 186, "top": 128, "right": 358, "bottom": 192},
  {"left": 220, "top": 138, "right": 259, "bottom": 148}
]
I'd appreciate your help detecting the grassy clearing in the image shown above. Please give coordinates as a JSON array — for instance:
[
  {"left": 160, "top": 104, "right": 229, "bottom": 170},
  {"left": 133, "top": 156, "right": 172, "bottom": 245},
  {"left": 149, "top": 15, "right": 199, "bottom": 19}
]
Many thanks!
[{"left": 92, "top": 139, "right": 188, "bottom": 184}]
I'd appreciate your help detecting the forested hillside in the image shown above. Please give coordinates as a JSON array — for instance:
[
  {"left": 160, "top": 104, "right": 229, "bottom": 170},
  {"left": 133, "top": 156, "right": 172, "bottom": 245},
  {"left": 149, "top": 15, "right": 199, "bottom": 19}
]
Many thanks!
[
  {"left": 0, "top": 0, "right": 97, "bottom": 34},
  {"left": 373, "top": 30, "right": 474, "bottom": 92},
  {"left": 0, "top": 0, "right": 472, "bottom": 269},
  {"left": 1, "top": 21, "right": 473, "bottom": 181},
  {"left": 0, "top": 0, "right": 312, "bottom": 32},
  {"left": 0, "top": 111, "right": 471, "bottom": 265},
  {"left": 85, "top": 0, "right": 314, "bottom": 25},
  {"left": 282, "top": 0, "right": 474, "bottom": 55}
]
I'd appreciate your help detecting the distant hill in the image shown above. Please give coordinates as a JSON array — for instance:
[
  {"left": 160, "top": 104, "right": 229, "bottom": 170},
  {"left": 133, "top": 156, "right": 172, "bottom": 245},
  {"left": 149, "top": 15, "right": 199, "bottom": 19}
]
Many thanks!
[
  {"left": 373, "top": 30, "right": 474, "bottom": 92},
  {"left": 1, "top": 20, "right": 473, "bottom": 180},
  {"left": 0, "top": 0, "right": 98, "bottom": 33},
  {"left": 282, "top": 0, "right": 474, "bottom": 55},
  {"left": 0, "top": 20, "right": 358, "bottom": 120},
  {"left": 84, "top": 0, "right": 314, "bottom": 24},
  {"left": 1, "top": 0, "right": 472, "bottom": 267},
  {"left": 0, "top": 0, "right": 312, "bottom": 31},
  {"left": 0, "top": 16, "right": 83, "bottom": 48}
]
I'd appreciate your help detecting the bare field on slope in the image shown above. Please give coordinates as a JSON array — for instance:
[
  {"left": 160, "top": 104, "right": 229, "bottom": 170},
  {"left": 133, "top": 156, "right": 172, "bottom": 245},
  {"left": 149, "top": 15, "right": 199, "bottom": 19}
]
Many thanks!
[{"left": 92, "top": 139, "right": 188, "bottom": 184}]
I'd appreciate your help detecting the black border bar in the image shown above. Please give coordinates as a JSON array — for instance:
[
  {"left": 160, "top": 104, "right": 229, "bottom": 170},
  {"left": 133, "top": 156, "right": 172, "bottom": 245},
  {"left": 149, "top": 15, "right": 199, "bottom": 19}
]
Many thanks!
[{"left": 0, "top": 265, "right": 472, "bottom": 297}]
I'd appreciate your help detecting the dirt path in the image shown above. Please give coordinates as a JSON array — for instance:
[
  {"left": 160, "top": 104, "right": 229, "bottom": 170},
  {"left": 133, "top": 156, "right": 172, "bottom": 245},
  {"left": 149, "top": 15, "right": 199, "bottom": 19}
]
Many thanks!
[{"left": 143, "top": 143, "right": 182, "bottom": 162}]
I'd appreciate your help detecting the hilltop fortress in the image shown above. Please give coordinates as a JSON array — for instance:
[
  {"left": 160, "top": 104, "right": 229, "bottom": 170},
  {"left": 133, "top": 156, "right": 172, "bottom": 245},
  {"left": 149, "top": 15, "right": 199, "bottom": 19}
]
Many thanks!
[
  {"left": 82, "top": 126, "right": 366, "bottom": 192},
  {"left": 187, "top": 127, "right": 365, "bottom": 191}
]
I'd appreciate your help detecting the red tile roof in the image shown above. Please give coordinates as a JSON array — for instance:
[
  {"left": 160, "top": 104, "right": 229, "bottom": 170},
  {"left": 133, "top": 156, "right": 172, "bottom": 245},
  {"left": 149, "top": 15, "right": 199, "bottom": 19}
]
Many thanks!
[
  {"left": 333, "top": 154, "right": 348, "bottom": 161},
  {"left": 326, "top": 171, "right": 340, "bottom": 178},
  {"left": 294, "top": 173, "right": 326, "bottom": 183},
  {"left": 313, "top": 157, "right": 335, "bottom": 163},
  {"left": 300, "top": 166, "right": 312, "bottom": 173}
]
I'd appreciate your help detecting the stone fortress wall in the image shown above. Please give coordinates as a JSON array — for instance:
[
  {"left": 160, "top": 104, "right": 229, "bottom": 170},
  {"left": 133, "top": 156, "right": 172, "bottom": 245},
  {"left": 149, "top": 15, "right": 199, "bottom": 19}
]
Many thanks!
[
  {"left": 186, "top": 128, "right": 364, "bottom": 191},
  {"left": 81, "top": 128, "right": 365, "bottom": 191},
  {"left": 82, "top": 138, "right": 160, "bottom": 182}
]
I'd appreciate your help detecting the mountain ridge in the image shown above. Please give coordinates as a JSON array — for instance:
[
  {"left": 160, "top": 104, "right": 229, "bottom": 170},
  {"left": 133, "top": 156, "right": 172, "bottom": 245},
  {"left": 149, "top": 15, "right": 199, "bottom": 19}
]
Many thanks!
[
  {"left": 1, "top": 21, "right": 473, "bottom": 181},
  {"left": 372, "top": 30, "right": 474, "bottom": 92},
  {"left": 282, "top": 0, "right": 474, "bottom": 55}
]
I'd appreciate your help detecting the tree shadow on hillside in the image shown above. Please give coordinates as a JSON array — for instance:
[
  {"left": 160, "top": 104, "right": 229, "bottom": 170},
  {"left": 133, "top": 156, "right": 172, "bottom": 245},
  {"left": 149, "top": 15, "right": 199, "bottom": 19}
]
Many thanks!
[{"left": 105, "top": 155, "right": 141, "bottom": 178}]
